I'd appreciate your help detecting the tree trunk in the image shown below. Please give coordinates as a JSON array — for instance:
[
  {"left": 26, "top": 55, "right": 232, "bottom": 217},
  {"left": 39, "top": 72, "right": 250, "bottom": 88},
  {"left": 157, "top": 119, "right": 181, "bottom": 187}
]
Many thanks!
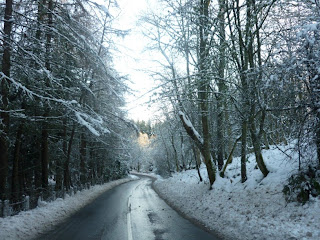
[
  {"left": 64, "top": 123, "right": 75, "bottom": 190},
  {"left": 216, "top": 0, "right": 227, "bottom": 171},
  {"left": 193, "top": 146, "right": 203, "bottom": 182},
  {"left": 241, "top": 120, "right": 247, "bottom": 183},
  {"left": 263, "top": 131, "right": 270, "bottom": 150},
  {"left": 171, "top": 135, "right": 179, "bottom": 172},
  {"left": 220, "top": 136, "right": 241, "bottom": 177},
  {"left": 250, "top": 128, "right": 269, "bottom": 177},
  {"left": 41, "top": 0, "right": 54, "bottom": 197},
  {"left": 11, "top": 121, "right": 24, "bottom": 206},
  {"left": 179, "top": 111, "right": 215, "bottom": 187},
  {"left": 317, "top": 112, "right": 320, "bottom": 166},
  {"left": 80, "top": 132, "right": 87, "bottom": 185},
  {"left": 225, "top": 107, "right": 233, "bottom": 162},
  {"left": 198, "top": 0, "right": 216, "bottom": 188},
  {"left": 55, "top": 119, "right": 66, "bottom": 192},
  {"left": 201, "top": 114, "right": 216, "bottom": 188},
  {"left": 89, "top": 145, "right": 96, "bottom": 185},
  {"left": 249, "top": 108, "right": 269, "bottom": 177},
  {"left": 41, "top": 117, "right": 49, "bottom": 192},
  {"left": 0, "top": 0, "right": 13, "bottom": 201},
  {"left": 19, "top": 141, "right": 27, "bottom": 196},
  {"left": 216, "top": 101, "right": 224, "bottom": 170},
  {"left": 180, "top": 132, "right": 186, "bottom": 170},
  {"left": 34, "top": 137, "right": 42, "bottom": 197}
]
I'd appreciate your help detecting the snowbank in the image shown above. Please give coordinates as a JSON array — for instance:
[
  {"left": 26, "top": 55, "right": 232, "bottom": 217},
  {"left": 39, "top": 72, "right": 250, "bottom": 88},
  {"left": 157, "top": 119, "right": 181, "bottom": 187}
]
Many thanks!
[
  {"left": 154, "top": 146, "right": 320, "bottom": 240},
  {"left": 0, "top": 176, "right": 137, "bottom": 240},
  {"left": 130, "top": 170, "right": 162, "bottom": 180}
]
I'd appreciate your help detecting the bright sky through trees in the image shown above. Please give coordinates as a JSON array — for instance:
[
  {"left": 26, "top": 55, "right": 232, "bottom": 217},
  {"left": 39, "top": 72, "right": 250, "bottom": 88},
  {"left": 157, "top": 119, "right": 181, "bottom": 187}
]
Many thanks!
[{"left": 112, "top": 0, "right": 158, "bottom": 121}]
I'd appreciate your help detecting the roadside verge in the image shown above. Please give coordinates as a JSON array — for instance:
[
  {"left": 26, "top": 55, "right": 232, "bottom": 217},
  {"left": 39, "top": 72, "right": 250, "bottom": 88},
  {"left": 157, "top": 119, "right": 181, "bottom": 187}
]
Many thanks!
[{"left": 0, "top": 176, "right": 138, "bottom": 240}]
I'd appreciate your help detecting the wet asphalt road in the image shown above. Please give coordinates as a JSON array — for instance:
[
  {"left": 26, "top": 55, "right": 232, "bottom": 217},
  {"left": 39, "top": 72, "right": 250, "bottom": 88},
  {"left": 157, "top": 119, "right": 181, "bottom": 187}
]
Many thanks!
[{"left": 36, "top": 176, "right": 220, "bottom": 240}]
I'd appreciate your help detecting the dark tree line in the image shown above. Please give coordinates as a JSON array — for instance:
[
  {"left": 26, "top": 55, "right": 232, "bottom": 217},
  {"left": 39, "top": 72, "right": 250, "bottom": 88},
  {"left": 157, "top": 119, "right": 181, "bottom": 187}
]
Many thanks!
[{"left": 0, "top": 0, "right": 132, "bottom": 216}]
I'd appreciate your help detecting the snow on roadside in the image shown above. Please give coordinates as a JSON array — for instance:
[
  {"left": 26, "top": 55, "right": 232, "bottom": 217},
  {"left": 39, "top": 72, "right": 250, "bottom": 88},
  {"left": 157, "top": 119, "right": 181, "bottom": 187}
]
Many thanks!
[
  {"left": 154, "top": 145, "right": 320, "bottom": 240},
  {"left": 0, "top": 176, "right": 138, "bottom": 240},
  {"left": 130, "top": 170, "right": 162, "bottom": 180}
]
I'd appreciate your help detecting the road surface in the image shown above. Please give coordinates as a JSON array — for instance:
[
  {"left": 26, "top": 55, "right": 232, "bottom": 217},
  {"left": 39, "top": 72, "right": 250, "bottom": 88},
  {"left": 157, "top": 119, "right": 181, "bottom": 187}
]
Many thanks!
[{"left": 36, "top": 176, "right": 221, "bottom": 240}]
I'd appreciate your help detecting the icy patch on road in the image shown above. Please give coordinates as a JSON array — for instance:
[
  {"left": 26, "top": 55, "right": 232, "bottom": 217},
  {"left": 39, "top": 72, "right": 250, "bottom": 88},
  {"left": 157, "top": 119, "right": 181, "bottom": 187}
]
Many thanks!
[
  {"left": 154, "top": 145, "right": 320, "bottom": 240},
  {"left": 0, "top": 177, "right": 135, "bottom": 240}
]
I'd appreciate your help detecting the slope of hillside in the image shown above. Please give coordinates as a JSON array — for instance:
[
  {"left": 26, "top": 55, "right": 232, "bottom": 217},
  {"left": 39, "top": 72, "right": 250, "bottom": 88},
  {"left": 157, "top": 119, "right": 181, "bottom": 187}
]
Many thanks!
[{"left": 154, "top": 145, "right": 320, "bottom": 240}]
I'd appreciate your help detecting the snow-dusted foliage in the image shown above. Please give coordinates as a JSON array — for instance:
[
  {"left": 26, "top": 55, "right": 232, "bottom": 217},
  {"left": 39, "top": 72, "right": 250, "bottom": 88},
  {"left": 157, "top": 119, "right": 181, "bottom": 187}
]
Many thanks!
[
  {"left": 0, "top": 0, "right": 135, "bottom": 216},
  {"left": 270, "top": 1, "right": 320, "bottom": 167},
  {"left": 148, "top": 116, "right": 197, "bottom": 176}
]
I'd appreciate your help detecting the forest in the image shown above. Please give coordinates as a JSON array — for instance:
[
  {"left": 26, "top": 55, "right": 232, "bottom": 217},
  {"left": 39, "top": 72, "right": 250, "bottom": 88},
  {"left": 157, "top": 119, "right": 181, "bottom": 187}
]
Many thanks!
[
  {"left": 0, "top": 0, "right": 135, "bottom": 216},
  {"left": 1, "top": 0, "right": 320, "bottom": 218},
  {"left": 130, "top": 0, "right": 320, "bottom": 198}
]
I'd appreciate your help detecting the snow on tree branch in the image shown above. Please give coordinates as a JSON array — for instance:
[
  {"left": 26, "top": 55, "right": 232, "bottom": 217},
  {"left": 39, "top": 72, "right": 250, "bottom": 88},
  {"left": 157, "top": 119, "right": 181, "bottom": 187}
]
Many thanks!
[
  {"left": 75, "top": 111, "right": 110, "bottom": 136},
  {"left": 1, "top": 72, "right": 110, "bottom": 137},
  {"left": 178, "top": 111, "right": 204, "bottom": 146}
]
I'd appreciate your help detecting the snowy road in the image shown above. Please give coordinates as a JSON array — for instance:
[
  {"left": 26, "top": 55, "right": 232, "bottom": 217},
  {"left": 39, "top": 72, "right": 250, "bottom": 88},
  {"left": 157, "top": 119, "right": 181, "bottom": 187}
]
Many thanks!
[{"left": 35, "top": 176, "right": 219, "bottom": 240}]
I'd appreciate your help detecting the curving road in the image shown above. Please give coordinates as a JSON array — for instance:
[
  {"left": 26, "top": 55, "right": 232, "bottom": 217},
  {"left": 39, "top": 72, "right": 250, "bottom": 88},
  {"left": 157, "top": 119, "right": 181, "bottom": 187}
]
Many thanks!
[{"left": 36, "top": 176, "right": 220, "bottom": 240}]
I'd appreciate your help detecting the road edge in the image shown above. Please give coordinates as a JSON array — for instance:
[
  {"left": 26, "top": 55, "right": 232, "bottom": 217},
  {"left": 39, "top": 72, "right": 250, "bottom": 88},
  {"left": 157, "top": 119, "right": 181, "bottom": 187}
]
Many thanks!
[
  {"left": 152, "top": 181, "right": 226, "bottom": 240},
  {"left": 131, "top": 173, "right": 227, "bottom": 240},
  {"left": 30, "top": 177, "right": 138, "bottom": 240}
]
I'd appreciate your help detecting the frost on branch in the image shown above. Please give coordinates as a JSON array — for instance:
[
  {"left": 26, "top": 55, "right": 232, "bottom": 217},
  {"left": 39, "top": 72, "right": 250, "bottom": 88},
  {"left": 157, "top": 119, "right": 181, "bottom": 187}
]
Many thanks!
[
  {"left": 75, "top": 111, "right": 110, "bottom": 137},
  {"left": 178, "top": 111, "right": 204, "bottom": 147}
]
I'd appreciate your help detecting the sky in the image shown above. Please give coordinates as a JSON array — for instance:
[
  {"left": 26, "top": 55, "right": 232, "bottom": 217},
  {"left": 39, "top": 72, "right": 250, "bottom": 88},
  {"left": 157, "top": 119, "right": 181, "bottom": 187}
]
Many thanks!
[{"left": 111, "top": 0, "right": 159, "bottom": 122}]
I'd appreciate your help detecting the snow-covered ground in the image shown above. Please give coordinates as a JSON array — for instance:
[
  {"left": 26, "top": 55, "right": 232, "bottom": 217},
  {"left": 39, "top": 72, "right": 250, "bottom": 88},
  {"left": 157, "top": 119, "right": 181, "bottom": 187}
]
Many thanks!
[
  {"left": 130, "top": 170, "right": 159, "bottom": 179},
  {"left": 0, "top": 176, "right": 138, "bottom": 240},
  {"left": 154, "top": 145, "right": 320, "bottom": 240}
]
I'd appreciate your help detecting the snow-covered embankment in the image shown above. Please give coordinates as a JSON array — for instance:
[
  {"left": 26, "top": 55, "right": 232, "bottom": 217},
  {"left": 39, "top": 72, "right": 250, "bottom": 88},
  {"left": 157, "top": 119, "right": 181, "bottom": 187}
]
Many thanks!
[{"left": 154, "top": 146, "right": 320, "bottom": 240}]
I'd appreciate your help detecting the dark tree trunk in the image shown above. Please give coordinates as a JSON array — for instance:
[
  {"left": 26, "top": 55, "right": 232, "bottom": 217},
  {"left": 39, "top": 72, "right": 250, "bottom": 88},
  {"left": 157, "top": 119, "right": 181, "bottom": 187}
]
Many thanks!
[
  {"left": 34, "top": 137, "right": 42, "bottom": 195},
  {"left": 180, "top": 133, "right": 186, "bottom": 170},
  {"left": 0, "top": 0, "right": 13, "bottom": 201},
  {"left": 193, "top": 146, "right": 203, "bottom": 182},
  {"left": 216, "top": 104, "right": 224, "bottom": 170},
  {"left": 11, "top": 121, "right": 24, "bottom": 206},
  {"left": 250, "top": 129, "right": 269, "bottom": 177},
  {"left": 64, "top": 123, "right": 75, "bottom": 190},
  {"left": 249, "top": 109, "right": 269, "bottom": 177},
  {"left": 221, "top": 136, "right": 241, "bottom": 177},
  {"left": 19, "top": 144, "right": 26, "bottom": 196},
  {"left": 55, "top": 161, "right": 63, "bottom": 192},
  {"left": 171, "top": 135, "right": 179, "bottom": 172},
  {"left": 41, "top": 118, "right": 49, "bottom": 192},
  {"left": 317, "top": 112, "right": 320, "bottom": 166},
  {"left": 198, "top": 0, "right": 216, "bottom": 188},
  {"left": 216, "top": 0, "right": 227, "bottom": 171},
  {"left": 241, "top": 120, "right": 247, "bottom": 183},
  {"left": 179, "top": 111, "right": 215, "bottom": 187},
  {"left": 55, "top": 119, "right": 66, "bottom": 192},
  {"left": 80, "top": 132, "right": 87, "bottom": 185},
  {"left": 89, "top": 144, "right": 97, "bottom": 185},
  {"left": 41, "top": 0, "right": 53, "bottom": 197}
]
